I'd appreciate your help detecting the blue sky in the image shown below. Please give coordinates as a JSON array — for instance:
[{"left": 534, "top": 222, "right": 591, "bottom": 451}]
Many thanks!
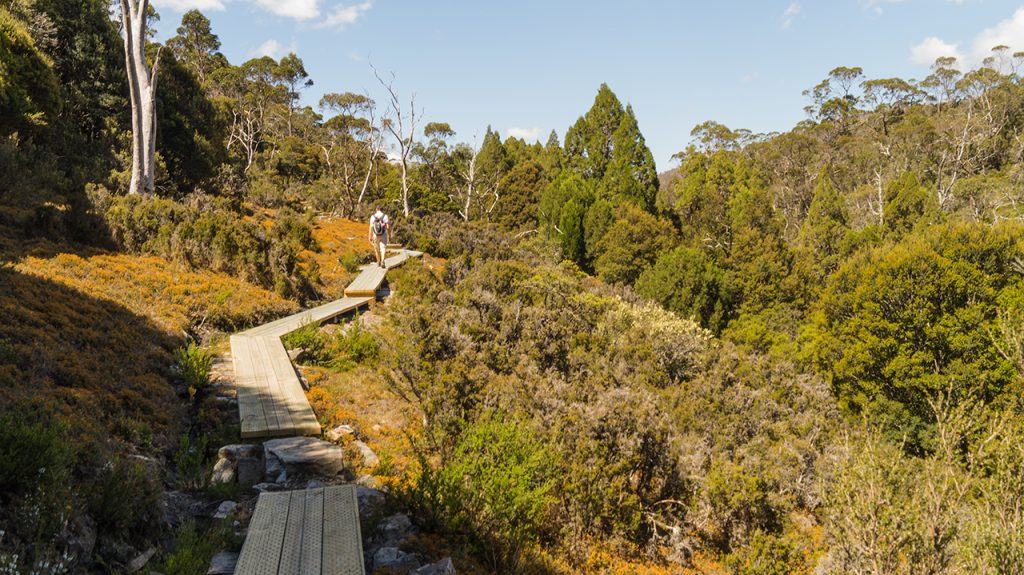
[{"left": 151, "top": 0, "right": 1024, "bottom": 169}]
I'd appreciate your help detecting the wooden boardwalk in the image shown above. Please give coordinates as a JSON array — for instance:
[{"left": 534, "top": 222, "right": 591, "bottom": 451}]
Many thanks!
[
  {"left": 232, "top": 248, "right": 422, "bottom": 439},
  {"left": 344, "top": 250, "right": 422, "bottom": 297},
  {"left": 235, "top": 485, "right": 365, "bottom": 575}
]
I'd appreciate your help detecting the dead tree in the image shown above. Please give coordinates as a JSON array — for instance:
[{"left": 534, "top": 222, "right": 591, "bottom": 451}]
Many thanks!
[
  {"left": 119, "top": 0, "right": 161, "bottom": 194},
  {"left": 372, "top": 65, "right": 418, "bottom": 217}
]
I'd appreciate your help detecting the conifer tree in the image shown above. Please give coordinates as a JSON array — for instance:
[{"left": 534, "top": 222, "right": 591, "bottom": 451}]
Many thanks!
[
  {"left": 798, "top": 168, "right": 849, "bottom": 276},
  {"left": 884, "top": 171, "right": 934, "bottom": 236},
  {"left": 541, "top": 129, "right": 563, "bottom": 174},
  {"left": 603, "top": 105, "right": 659, "bottom": 210},
  {"left": 564, "top": 83, "right": 623, "bottom": 179}
]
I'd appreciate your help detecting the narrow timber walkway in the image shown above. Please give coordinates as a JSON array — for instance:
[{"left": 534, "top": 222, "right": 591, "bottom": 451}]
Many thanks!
[
  {"left": 235, "top": 485, "right": 365, "bottom": 575},
  {"left": 232, "top": 248, "right": 422, "bottom": 439},
  {"left": 230, "top": 245, "right": 423, "bottom": 575}
]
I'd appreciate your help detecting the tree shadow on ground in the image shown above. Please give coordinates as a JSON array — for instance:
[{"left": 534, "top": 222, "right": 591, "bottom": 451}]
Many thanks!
[{"left": 0, "top": 266, "right": 184, "bottom": 451}]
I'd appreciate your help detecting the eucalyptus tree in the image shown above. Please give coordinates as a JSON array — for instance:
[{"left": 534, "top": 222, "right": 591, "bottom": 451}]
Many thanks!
[
  {"left": 320, "top": 91, "right": 383, "bottom": 211},
  {"left": 166, "top": 9, "right": 223, "bottom": 85},
  {"left": 118, "top": 0, "right": 161, "bottom": 194}
]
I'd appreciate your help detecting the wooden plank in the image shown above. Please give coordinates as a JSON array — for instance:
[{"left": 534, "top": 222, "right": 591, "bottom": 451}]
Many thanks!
[
  {"left": 323, "top": 485, "right": 365, "bottom": 575},
  {"left": 262, "top": 339, "right": 320, "bottom": 436},
  {"left": 277, "top": 491, "right": 307, "bottom": 574},
  {"left": 253, "top": 336, "right": 289, "bottom": 434},
  {"left": 233, "top": 337, "right": 269, "bottom": 439},
  {"left": 235, "top": 491, "right": 291, "bottom": 575},
  {"left": 344, "top": 266, "right": 386, "bottom": 298},
  {"left": 300, "top": 487, "right": 324, "bottom": 575},
  {"left": 243, "top": 298, "right": 372, "bottom": 339}
]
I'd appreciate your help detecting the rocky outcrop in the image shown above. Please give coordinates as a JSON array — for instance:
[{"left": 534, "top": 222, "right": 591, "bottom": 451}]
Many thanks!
[
  {"left": 325, "top": 424, "right": 355, "bottom": 442},
  {"left": 210, "top": 444, "right": 261, "bottom": 486},
  {"left": 263, "top": 437, "right": 345, "bottom": 478},
  {"left": 212, "top": 500, "right": 237, "bottom": 520},
  {"left": 416, "top": 558, "right": 456, "bottom": 574},
  {"left": 207, "top": 550, "right": 238, "bottom": 575},
  {"left": 372, "top": 547, "right": 420, "bottom": 573},
  {"left": 352, "top": 440, "right": 380, "bottom": 469}
]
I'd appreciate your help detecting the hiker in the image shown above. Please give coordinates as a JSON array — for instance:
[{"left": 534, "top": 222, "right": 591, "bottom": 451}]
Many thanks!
[{"left": 368, "top": 207, "right": 390, "bottom": 268}]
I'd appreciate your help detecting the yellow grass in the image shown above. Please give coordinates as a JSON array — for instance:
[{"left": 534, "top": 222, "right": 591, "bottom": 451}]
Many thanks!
[
  {"left": 15, "top": 252, "right": 298, "bottom": 334},
  {"left": 304, "top": 364, "right": 422, "bottom": 479},
  {"left": 304, "top": 217, "right": 374, "bottom": 298}
]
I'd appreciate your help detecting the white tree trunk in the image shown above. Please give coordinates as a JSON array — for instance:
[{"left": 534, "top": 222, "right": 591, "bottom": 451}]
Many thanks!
[
  {"left": 373, "top": 65, "right": 418, "bottom": 217},
  {"left": 120, "top": 0, "right": 160, "bottom": 195}
]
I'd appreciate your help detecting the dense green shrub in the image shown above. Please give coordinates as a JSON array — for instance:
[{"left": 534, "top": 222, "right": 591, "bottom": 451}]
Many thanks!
[
  {"left": 404, "top": 416, "right": 555, "bottom": 571},
  {"left": 0, "top": 406, "right": 75, "bottom": 553},
  {"left": 812, "top": 223, "right": 1022, "bottom": 451},
  {"left": 101, "top": 192, "right": 317, "bottom": 298},
  {"left": 327, "top": 319, "right": 379, "bottom": 371},
  {"left": 282, "top": 321, "right": 329, "bottom": 364},
  {"left": 637, "top": 244, "right": 736, "bottom": 333},
  {"left": 87, "top": 457, "right": 162, "bottom": 544}
]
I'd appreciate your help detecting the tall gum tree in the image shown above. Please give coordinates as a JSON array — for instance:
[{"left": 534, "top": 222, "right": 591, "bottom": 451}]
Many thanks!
[{"left": 119, "top": 0, "right": 161, "bottom": 194}]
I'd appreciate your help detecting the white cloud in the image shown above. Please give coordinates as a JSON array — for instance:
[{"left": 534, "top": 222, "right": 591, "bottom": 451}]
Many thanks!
[
  {"left": 781, "top": 2, "right": 800, "bottom": 29},
  {"left": 910, "top": 36, "right": 962, "bottom": 67},
  {"left": 971, "top": 7, "right": 1024, "bottom": 62},
  {"left": 253, "top": 39, "right": 294, "bottom": 59},
  {"left": 910, "top": 7, "right": 1024, "bottom": 69},
  {"left": 862, "top": 0, "right": 907, "bottom": 16},
  {"left": 506, "top": 127, "right": 542, "bottom": 141},
  {"left": 152, "top": 0, "right": 225, "bottom": 11},
  {"left": 318, "top": 1, "right": 373, "bottom": 29},
  {"left": 253, "top": 0, "right": 320, "bottom": 20}
]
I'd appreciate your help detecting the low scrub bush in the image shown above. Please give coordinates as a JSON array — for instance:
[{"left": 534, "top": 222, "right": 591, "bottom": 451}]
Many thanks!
[
  {"left": 172, "top": 431, "right": 209, "bottom": 491},
  {"left": 282, "top": 321, "right": 329, "bottom": 363},
  {"left": 173, "top": 343, "right": 213, "bottom": 400},
  {"left": 155, "top": 521, "right": 240, "bottom": 575},
  {"left": 327, "top": 319, "right": 379, "bottom": 371},
  {"left": 87, "top": 457, "right": 162, "bottom": 545}
]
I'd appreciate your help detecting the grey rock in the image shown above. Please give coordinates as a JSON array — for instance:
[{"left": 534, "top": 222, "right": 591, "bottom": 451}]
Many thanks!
[
  {"left": 372, "top": 547, "right": 420, "bottom": 573},
  {"left": 252, "top": 482, "right": 281, "bottom": 493},
  {"left": 287, "top": 348, "right": 306, "bottom": 362},
  {"left": 63, "top": 514, "right": 97, "bottom": 565},
  {"left": 325, "top": 424, "right": 356, "bottom": 442},
  {"left": 217, "top": 444, "right": 259, "bottom": 460},
  {"left": 356, "top": 474, "right": 382, "bottom": 489},
  {"left": 352, "top": 440, "right": 380, "bottom": 469},
  {"left": 236, "top": 456, "right": 263, "bottom": 486},
  {"left": 381, "top": 513, "right": 413, "bottom": 546},
  {"left": 264, "top": 437, "right": 346, "bottom": 477},
  {"left": 207, "top": 550, "right": 238, "bottom": 575},
  {"left": 264, "top": 450, "right": 283, "bottom": 480},
  {"left": 415, "top": 558, "right": 456, "bottom": 575},
  {"left": 356, "top": 487, "right": 385, "bottom": 517},
  {"left": 212, "top": 501, "right": 237, "bottom": 520},
  {"left": 161, "top": 490, "right": 207, "bottom": 527},
  {"left": 128, "top": 547, "right": 157, "bottom": 573},
  {"left": 210, "top": 457, "right": 235, "bottom": 485},
  {"left": 306, "top": 479, "right": 325, "bottom": 489}
]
